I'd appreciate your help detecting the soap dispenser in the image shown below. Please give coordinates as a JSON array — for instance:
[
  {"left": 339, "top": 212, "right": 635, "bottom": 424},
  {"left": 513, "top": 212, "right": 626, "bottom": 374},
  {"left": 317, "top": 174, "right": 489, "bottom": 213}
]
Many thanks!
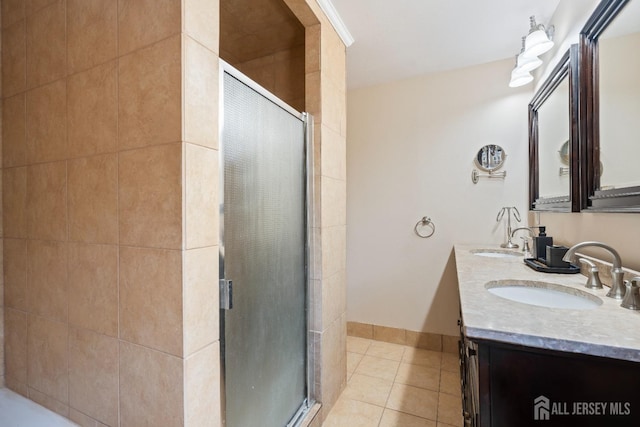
[{"left": 532, "top": 226, "right": 553, "bottom": 260}]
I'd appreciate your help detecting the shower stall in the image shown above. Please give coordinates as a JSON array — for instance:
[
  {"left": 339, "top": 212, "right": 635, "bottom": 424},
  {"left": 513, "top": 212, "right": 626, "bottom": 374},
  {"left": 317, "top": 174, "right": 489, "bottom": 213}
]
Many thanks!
[{"left": 219, "top": 62, "right": 313, "bottom": 427}]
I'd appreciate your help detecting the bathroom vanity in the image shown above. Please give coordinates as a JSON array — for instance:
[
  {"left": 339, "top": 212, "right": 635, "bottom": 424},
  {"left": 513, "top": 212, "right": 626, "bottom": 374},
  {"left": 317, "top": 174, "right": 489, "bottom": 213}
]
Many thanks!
[{"left": 455, "top": 245, "right": 640, "bottom": 427}]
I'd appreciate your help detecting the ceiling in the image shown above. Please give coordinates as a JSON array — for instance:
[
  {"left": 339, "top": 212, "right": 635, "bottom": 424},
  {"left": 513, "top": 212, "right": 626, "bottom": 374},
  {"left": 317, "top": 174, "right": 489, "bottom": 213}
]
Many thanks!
[{"left": 329, "top": 0, "right": 563, "bottom": 89}]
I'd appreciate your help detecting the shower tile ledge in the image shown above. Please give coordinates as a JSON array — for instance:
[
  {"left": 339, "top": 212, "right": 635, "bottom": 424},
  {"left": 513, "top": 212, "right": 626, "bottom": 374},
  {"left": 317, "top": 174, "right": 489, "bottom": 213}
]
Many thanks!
[{"left": 455, "top": 244, "right": 640, "bottom": 362}]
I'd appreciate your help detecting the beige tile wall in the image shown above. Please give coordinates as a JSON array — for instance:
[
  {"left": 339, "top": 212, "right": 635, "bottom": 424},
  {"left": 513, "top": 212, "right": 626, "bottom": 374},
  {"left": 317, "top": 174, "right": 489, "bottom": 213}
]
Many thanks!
[
  {"left": 220, "top": 0, "right": 306, "bottom": 113},
  {"left": 347, "top": 321, "right": 460, "bottom": 354},
  {"left": 182, "top": 1, "right": 221, "bottom": 425},
  {"left": 0, "top": 0, "right": 218, "bottom": 425},
  {"left": 219, "top": 0, "right": 305, "bottom": 64},
  {"left": 1, "top": 0, "right": 345, "bottom": 425},
  {"left": 234, "top": 44, "right": 306, "bottom": 112},
  {"left": 291, "top": 0, "right": 348, "bottom": 421}
]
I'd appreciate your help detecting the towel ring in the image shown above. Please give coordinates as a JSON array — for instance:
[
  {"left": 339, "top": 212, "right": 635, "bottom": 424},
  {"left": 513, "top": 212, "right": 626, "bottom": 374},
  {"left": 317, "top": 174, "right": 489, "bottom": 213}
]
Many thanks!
[{"left": 414, "top": 216, "right": 435, "bottom": 238}]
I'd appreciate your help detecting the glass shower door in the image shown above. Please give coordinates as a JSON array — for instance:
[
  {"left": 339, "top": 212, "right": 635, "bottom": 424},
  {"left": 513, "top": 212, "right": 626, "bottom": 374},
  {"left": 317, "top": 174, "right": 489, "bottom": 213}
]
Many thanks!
[{"left": 220, "top": 69, "right": 308, "bottom": 427}]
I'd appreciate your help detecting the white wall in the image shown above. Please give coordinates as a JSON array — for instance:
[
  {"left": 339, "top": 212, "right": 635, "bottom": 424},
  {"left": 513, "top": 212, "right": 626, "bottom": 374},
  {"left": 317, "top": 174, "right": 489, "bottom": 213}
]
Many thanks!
[{"left": 346, "top": 59, "right": 531, "bottom": 336}]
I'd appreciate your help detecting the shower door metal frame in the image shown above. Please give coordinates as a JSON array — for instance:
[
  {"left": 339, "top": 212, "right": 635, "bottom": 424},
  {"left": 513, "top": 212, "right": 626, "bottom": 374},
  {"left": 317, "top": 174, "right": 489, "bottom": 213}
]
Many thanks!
[{"left": 218, "top": 59, "right": 315, "bottom": 427}]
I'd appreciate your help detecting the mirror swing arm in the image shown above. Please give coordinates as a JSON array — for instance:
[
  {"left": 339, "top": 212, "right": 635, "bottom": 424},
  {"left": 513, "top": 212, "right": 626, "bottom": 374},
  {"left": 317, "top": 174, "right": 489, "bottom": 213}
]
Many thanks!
[{"left": 471, "top": 169, "right": 507, "bottom": 184}]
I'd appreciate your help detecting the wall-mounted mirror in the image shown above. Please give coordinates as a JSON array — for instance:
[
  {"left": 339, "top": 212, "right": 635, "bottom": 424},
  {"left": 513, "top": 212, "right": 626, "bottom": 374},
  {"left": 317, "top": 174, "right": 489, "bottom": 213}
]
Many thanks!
[
  {"left": 581, "top": 0, "right": 640, "bottom": 211},
  {"left": 529, "top": 46, "right": 580, "bottom": 212},
  {"left": 475, "top": 144, "right": 506, "bottom": 171},
  {"left": 471, "top": 144, "right": 507, "bottom": 184}
]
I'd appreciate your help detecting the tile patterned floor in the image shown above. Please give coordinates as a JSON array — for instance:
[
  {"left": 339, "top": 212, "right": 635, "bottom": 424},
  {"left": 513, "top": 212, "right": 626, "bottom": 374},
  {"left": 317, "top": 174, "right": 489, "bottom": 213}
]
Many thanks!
[{"left": 322, "top": 337, "right": 463, "bottom": 427}]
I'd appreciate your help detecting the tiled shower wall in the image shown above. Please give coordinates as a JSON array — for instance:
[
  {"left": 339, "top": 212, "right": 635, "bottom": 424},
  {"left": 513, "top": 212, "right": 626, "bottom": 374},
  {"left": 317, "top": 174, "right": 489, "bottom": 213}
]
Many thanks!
[
  {"left": 314, "top": 26, "right": 348, "bottom": 424},
  {"left": 1, "top": 0, "right": 346, "bottom": 425},
  {"left": 235, "top": 44, "right": 306, "bottom": 113},
  {"left": 1, "top": 0, "right": 219, "bottom": 425},
  {"left": 286, "top": 0, "right": 349, "bottom": 419}
]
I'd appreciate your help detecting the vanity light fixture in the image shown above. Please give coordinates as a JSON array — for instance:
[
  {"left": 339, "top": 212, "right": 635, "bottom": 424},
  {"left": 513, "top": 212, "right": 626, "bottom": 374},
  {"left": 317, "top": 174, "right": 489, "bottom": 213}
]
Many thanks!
[
  {"left": 522, "top": 16, "right": 555, "bottom": 58},
  {"left": 508, "top": 17, "right": 554, "bottom": 88},
  {"left": 509, "top": 65, "right": 534, "bottom": 88},
  {"left": 516, "top": 37, "right": 543, "bottom": 72}
]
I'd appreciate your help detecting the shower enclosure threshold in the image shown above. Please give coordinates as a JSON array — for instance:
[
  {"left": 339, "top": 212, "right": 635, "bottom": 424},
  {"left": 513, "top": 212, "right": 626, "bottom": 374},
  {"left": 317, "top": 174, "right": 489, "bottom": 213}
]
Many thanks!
[{"left": 0, "top": 388, "right": 78, "bottom": 426}]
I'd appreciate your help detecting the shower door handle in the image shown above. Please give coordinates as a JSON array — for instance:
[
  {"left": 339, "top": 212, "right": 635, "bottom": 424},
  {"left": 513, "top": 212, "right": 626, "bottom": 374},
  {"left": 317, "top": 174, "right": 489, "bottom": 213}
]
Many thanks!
[{"left": 220, "top": 279, "right": 233, "bottom": 310}]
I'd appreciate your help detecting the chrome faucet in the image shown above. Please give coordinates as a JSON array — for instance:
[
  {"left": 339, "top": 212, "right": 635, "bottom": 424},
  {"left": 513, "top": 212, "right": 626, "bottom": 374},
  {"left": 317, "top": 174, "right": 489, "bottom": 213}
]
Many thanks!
[
  {"left": 511, "top": 227, "right": 535, "bottom": 255},
  {"left": 563, "top": 241, "right": 626, "bottom": 299}
]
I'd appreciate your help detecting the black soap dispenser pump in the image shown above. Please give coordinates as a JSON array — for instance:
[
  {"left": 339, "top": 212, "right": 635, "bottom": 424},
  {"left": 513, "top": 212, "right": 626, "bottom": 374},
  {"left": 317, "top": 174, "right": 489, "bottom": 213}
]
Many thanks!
[{"left": 533, "top": 226, "right": 553, "bottom": 260}]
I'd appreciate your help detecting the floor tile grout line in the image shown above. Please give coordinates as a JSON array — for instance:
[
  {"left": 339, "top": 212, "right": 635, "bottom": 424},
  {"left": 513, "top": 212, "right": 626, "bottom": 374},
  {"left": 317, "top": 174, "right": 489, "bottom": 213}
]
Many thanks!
[
  {"left": 348, "top": 371, "right": 394, "bottom": 384},
  {"left": 346, "top": 351, "right": 365, "bottom": 378},
  {"left": 340, "top": 337, "right": 463, "bottom": 426}
]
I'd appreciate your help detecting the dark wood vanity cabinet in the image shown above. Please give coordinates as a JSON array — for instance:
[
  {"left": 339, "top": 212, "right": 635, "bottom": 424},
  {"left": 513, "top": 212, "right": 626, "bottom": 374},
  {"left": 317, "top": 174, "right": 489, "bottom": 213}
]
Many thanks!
[
  {"left": 459, "top": 321, "right": 640, "bottom": 427},
  {"left": 459, "top": 322, "right": 479, "bottom": 426}
]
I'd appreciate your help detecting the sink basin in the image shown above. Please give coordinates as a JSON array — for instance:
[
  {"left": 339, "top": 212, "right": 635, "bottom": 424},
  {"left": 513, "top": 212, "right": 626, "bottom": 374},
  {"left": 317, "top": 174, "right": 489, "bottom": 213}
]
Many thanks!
[
  {"left": 485, "top": 280, "right": 603, "bottom": 310},
  {"left": 471, "top": 249, "right": 521, "bottom": 258}
]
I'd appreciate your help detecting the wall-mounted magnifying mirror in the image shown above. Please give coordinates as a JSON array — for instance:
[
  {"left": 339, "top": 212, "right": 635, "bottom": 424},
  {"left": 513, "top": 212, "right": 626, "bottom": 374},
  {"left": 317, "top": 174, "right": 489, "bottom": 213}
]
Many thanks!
[
  {"left": 471, "top": 144, "right": 507, "bottom": 184},
  {"left": 475, "top": 144, "right": 506, "bottom": 171}
]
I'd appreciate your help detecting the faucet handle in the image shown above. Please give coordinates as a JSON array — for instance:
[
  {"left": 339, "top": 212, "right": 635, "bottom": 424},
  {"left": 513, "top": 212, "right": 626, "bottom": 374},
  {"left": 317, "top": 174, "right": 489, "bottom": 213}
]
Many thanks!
[
  {"left": 607, "top": 268, "right": 627, "bottom": 299},
  {"left": 578, "top": 258, "right": 603, "bottom": 289},
  {"left": 621, "top": 277, "right": 640, "bottom": 310},
  {"left": 520, "top": 236, "right": 531, "bottom": 255}
]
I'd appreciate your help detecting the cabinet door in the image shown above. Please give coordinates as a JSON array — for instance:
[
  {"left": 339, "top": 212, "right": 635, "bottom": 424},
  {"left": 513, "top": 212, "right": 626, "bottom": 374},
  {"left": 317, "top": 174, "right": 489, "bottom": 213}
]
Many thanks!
[
  {"left": 481, "top": 342, "right": 640, "bottom": 427},
  {"left": 460, "top": 317, "right": 479, "bottom": 426},
  {"left": 462, "top": 340, "right": 479, "bottom": 426}
]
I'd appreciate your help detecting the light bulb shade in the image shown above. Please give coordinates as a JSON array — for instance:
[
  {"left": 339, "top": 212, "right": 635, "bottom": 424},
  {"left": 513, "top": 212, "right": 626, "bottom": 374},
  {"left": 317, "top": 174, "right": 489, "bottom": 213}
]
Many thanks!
[
  {"left": 509, "top": 68, "right": 533, "bottom": 88},
  {"left": 516, "top": 53, "right": 543, "bottom": 72},
  {"left": 523, "top": 28, "right": 554, "bottom": 58}
]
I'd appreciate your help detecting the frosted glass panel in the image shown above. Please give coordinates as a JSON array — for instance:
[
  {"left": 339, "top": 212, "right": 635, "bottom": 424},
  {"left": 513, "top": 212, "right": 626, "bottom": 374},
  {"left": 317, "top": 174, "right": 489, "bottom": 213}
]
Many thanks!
[{"left": 221, "top": 72, "right": 307, "bottom": 427}]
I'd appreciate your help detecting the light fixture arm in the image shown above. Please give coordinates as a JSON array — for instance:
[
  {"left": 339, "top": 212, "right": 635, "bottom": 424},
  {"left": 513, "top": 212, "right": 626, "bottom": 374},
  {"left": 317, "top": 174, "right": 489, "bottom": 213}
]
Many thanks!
[
  {"left": 529, "top": 15, "right": 555, "bottom": 40},
  {"left": 528, "top": 15, "right": 555, "bottom": 42}
]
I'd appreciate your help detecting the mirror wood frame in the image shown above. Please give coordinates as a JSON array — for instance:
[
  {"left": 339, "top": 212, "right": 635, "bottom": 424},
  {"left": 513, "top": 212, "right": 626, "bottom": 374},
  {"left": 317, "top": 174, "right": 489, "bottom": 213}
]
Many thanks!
[
  {"left": 581, "top": 0, "right": 640, "bottom": 212},
  {"left": 529, "top": 46, "right": 581, "bottom": 212}
]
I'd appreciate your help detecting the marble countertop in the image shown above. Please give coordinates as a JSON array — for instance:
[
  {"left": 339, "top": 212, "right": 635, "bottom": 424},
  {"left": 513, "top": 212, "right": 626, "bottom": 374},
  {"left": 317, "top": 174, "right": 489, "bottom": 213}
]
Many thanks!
[{"left": 455, "top": 244, "right": 640, "bottom": 362}]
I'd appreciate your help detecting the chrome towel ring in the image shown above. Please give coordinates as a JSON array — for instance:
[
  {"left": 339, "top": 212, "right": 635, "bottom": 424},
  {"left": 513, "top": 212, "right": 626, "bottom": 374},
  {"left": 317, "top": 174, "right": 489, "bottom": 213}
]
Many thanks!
[{"left": 414, "top": 216, "right": 435, "bottom": 238}]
